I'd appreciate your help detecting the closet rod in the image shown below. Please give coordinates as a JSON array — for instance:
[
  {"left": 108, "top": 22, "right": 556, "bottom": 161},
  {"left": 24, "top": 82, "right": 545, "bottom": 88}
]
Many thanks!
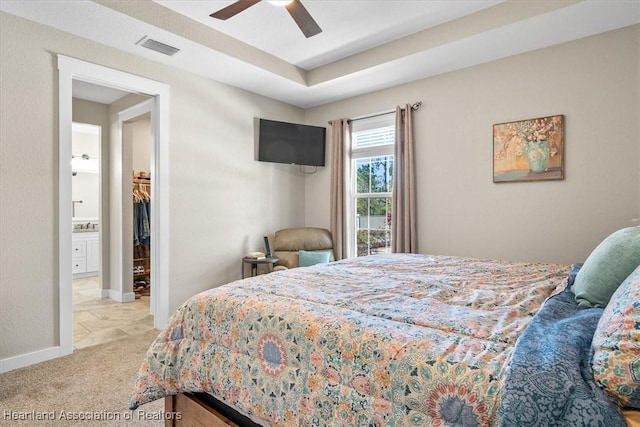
[{"left": 328, "top": 101, "right": 422, "bottom": 125}]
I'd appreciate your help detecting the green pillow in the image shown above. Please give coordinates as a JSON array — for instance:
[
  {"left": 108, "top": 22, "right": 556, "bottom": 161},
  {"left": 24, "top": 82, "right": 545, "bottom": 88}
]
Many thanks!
[
  {"left": 298, "top": 250, "right": 331, "bottom": 267},
  {"left": 572, "top": 226, "right": 640, "bottom": 308}
]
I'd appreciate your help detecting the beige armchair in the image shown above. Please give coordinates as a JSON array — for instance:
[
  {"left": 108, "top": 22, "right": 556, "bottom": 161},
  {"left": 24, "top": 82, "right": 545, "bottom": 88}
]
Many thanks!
[{"left": 271, "top": 227, "right": 334, "bottom": 271}]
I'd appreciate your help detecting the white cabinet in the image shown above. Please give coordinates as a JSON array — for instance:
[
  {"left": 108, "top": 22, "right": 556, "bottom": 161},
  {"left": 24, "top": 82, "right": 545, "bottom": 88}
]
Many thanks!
[
  {"left": 86, "top": 237, "right": 100, "bottom": 272},
  {"left": 71, "top": 240, "right": 86, "bottom": 274},
  {"left": 72, "top": 232, "right": 99, "bottom": 277}
]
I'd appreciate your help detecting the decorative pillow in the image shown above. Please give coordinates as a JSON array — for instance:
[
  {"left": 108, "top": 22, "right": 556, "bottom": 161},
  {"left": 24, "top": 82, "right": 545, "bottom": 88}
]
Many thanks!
[
  {"left": 298, "top": 250, "right": 331, "bottom": 267},
  {"left": 591, "top": 265, "right": 640, "bottom": 409},
  {"left": 572, "top": 226, "right": 640, "bottom": 308}
]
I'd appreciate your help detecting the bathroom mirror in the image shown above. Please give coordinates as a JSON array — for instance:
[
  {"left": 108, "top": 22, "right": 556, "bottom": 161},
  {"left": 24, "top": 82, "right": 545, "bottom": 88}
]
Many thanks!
[{"left": 72, "top": 122, "right": 100, "bottom": 221}]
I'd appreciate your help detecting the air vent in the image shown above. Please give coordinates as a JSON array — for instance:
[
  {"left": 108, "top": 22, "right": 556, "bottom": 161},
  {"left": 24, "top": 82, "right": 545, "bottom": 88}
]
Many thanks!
[{"left": 136, "top": 36, "right": 180, "bottom": 57}]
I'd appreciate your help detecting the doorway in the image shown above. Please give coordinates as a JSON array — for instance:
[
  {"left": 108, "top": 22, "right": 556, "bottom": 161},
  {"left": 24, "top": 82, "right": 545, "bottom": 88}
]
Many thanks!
[
  {"left": 70, "top": 121, "right": 108, "bottom": 348},
  {"left": 70, "top": 108, "right": 155, "bottom": 349},
  {"left": 58, "top": 55, "right": 170, "bottom": 357},
  {"left": 126, "top": 114, "right": 153, "bottom": 303},
  {"left": 121, "top": 103, "right": 154, "bottom": 309}
]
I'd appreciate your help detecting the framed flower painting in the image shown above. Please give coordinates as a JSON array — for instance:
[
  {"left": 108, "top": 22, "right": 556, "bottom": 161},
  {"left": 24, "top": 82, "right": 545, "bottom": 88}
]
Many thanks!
[{"left": 493, "top": 115, "right": 564, "bottom": 183}]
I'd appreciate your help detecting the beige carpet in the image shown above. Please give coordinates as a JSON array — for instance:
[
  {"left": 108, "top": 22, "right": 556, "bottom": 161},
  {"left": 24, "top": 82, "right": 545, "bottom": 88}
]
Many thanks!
[{"left": 0, "top": 330, "right": 164, "bottom": 426}]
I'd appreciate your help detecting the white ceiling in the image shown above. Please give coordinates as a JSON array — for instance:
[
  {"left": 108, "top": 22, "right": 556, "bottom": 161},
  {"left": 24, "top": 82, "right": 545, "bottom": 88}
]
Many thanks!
[
  {"left": 158, "top": 0, "right": 502, "bottom": 70},
  {"left": 2, "top": 0, "right": 639, "bottom": 108},
  {"left": 72, "top": 80, "right": 130, "bottom": 104}
]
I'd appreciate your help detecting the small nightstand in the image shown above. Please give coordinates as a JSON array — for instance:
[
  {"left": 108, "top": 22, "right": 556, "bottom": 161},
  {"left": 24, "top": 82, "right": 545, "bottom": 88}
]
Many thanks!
[{"left": 242, "top": 256, "right": 279, "bottom": 278}]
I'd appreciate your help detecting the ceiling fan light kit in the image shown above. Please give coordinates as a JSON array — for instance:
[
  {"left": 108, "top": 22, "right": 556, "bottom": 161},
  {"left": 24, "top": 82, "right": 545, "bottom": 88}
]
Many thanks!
[{"left": 210, "top": 0, "right": 322, "bottom": 38}]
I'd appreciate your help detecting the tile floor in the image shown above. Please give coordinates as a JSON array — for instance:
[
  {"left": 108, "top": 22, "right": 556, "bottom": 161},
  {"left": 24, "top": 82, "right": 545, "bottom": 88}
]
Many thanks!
[{"left": 73, "top": 276, "right": 155, "bottom": 349}]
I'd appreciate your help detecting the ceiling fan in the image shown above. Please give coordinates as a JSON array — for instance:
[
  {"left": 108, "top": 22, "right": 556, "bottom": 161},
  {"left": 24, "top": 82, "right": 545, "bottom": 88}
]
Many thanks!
[{"left": 210, "top": 0, "right": 322, "bottom": 38}]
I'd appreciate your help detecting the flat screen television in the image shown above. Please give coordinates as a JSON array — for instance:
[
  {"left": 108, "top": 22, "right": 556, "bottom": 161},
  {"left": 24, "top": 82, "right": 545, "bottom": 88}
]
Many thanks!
[{"left": 258, "top": 119, "right": 326, "bottom": 167}]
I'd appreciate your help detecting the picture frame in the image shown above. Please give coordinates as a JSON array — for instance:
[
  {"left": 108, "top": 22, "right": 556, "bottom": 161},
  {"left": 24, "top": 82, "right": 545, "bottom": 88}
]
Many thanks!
[{"left": 493, "top": 114, "right": 564, "bottom": 183}]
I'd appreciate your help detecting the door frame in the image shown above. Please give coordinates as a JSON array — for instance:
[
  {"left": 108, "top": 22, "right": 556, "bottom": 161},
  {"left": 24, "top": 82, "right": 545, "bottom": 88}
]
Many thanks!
[{"left": 58, "top": 55, "right": 170, "bottom": 356}]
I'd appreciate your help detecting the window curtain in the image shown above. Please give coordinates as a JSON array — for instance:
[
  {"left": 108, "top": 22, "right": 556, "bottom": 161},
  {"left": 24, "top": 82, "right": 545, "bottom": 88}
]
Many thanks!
[
  {"left": 392, "top": 104, "right": 417, "bottom": 253},
  {"left": 330, "top": 119, "right": 351, "bottom": 260}
]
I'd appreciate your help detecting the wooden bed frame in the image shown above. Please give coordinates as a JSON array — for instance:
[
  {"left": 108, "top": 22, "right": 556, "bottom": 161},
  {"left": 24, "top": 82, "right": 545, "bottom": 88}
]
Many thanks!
[
  {"left": 165, "top": 393, "right": 260, "bottom": 427},
  {"left": 164, "top": 392, "right": 640, "bottom": 427}
]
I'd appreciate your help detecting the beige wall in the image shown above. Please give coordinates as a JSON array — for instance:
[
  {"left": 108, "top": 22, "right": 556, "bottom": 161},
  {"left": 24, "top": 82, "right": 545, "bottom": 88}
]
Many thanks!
[
  {"left": 131, "top": 115, "right": 151, "bottom": 175},
  {"left": 304, "top": 24, "right": 640, "bottom": 265},
  {"left": 0, "top": 12, "right": 306, "bottom": 360}
]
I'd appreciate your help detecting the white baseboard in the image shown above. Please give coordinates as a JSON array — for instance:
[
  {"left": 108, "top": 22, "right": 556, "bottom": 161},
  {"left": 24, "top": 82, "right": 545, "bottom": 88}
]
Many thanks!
[
  {"left": 1, "top": 289, "right": 136, "bottom": 373},
  {"left": 107, "top": 289, "right": 135, "bottom": 303},
  {"left": 0, "top": 345, "right": 67, "bottom": 373}
]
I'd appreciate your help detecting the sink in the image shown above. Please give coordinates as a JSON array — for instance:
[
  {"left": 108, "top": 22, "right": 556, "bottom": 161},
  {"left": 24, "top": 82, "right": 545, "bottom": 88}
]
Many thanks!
[
  {"left": 73, "top": 228, "right": 98, "bottom": 233},
  {"left": 72, "top": 222, "right": 99, "bottom": 232}
]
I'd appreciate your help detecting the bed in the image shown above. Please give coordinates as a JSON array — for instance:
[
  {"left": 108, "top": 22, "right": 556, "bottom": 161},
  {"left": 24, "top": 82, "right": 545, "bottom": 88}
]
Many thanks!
[{"left": 129, "top": 251, "right": 640, "bottom": 426}]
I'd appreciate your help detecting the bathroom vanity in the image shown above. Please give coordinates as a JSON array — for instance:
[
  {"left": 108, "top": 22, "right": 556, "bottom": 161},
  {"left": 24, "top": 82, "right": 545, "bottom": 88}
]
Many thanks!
[{"left": 72, "top": 222, "right": 99, "bottom": 277}]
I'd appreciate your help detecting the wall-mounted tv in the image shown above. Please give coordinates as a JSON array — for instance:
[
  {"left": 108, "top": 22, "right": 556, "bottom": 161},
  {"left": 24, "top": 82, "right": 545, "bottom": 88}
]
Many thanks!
[{"left": 258, "top": 119, "right": 326, "bottom": 167}]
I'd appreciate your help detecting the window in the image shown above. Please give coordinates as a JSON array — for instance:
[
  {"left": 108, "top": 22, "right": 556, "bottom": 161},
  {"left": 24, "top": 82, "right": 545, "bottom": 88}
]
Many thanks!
[{"left": 350, "top": 114, "right": 395, "bottom": 257}]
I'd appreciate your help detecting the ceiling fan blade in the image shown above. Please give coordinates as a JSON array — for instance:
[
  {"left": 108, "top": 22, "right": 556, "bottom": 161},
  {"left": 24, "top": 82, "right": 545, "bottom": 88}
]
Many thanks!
[
  {"left": 210, "top": 0, "right": 261, "bottom": 20},
  {"left": 285, "top": 0, "right": 322, "bottom": 38}
]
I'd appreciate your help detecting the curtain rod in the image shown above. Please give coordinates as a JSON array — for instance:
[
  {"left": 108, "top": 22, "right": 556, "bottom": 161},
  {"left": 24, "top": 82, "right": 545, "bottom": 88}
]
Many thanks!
[{"left": 328, "top": 101, "right": 422, "bottom": 125}]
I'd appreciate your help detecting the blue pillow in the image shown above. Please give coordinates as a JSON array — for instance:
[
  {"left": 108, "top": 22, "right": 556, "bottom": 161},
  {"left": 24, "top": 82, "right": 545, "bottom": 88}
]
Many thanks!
[
  {"left": 567, "top": 263, "right": 583, "bottom": 287},
  {"left": 298, "top": 250, "right": 331, "bottom": 267}
]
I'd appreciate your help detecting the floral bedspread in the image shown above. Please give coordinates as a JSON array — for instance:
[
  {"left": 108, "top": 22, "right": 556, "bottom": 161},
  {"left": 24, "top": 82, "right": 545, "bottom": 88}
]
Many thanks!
[{"left": 129, "top": 254, "right": 568, "bottom": 426}]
